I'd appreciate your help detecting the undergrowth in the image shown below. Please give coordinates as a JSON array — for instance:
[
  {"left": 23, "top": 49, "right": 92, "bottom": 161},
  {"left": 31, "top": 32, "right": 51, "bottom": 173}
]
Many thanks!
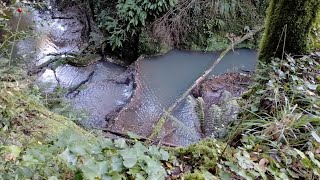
[{"left": 1, "top": 1, "right": 320, "bottom": 180}]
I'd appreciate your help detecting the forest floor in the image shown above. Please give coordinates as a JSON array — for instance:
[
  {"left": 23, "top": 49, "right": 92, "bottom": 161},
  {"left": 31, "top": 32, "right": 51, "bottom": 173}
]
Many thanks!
[{"left": 1, "top": 53, "right": 320, "bottom": 179}]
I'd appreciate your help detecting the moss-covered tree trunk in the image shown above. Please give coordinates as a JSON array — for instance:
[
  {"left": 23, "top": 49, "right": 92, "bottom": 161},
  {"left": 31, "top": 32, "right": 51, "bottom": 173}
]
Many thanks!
[{"left": 259, "top": 0, "right": 320, "bottom": 62}]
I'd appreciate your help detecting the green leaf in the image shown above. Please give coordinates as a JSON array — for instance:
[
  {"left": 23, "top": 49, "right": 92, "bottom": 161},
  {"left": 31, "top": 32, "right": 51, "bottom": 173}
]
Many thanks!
[
  {"left": 22, "top": 154, "right": 39, "bottom": 166},
  {"left": 69, "top": 144, "right": 87, "bottom": 156},
  {"left": 111, "top": 156, "right": 124, "bottom": 172},
  {"left": 159, "top": 149, "right": 169, "bottom": 161},
  {"left": 59, "top": 148, "right": 77, "bottom": 167},
  {"left": 79, "top": 158, "right": 109, "bottom": 179},
  {"left": 120, "top": 149, "right": 137, "bottom": 168},
  {"left": 48, "top": 176, "right": 58, "bottom": 180},
  {"left": 219, "top": 171, "right": 231, "bottom": 180},
  {"left": 311, "top": 131, "right": 320, "bottom": 143},
  {"left": 127, "top": 131, "right": 140, "bottom": 139},
  {"left": 114, "top": 139, "right": 127, "bottom": 149},
  {"left": 100, "top": 139, "right": 114, "bottom": 149},
  {"left": 6, "top": 145, "right": 21, "bottom": 159}
]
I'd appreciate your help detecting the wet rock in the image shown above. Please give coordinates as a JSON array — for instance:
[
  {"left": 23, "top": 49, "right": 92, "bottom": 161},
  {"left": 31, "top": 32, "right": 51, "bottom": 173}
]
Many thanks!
[
  {"left": 66, "top": 54, "right": 102, "bottom": 67},
  {"left": 55, "top": 64, "right": 95, "bottom": 89}
]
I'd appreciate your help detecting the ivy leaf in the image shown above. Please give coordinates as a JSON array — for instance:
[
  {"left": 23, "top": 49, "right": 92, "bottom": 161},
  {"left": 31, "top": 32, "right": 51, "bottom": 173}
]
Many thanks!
[
  {"left": 48, "top": 176, "right": 58, "bottom": 180},
  {"left": 114, "top": 139, "right": 127, "bottom": 149},
  {"left": 80, "top": 158, "right": 109, "bottom": 179},
  {"left": 148, "top": 146, "right": 161, "bottom": 159},
  {"left": 219, "top": 171, "right": 231, "bottom": 180},
  {"left": 22, "top": 154, "right": 39, "bottom": 166},
  {"left": 59, "top": 148, "right": 77, "bottom": 167},
  {"left": 100, "top": 139, "right": 114, "bottom": 149},
  {"left": 120, "top": 149, "right": 137, "bottom": 168},
  {"left": 133, "top": 142, "right": 147, "bottom": 157},
  {"left": 111, "top": 156, "right": 124, "bottom": 172},
  {"left": 143, "top": 156, "right": 166, "bottom": 179},
  {"left": 160, "top": 149, "right": 169, "bottom": 161},
  {"left": 69, "top": 144, "right": 87, "bottom": 156}
]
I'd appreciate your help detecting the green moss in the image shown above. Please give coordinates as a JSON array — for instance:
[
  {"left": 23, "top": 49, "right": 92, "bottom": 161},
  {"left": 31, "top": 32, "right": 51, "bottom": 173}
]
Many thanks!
[
  {"left": 138, "top": 28, "right": 171, "bottom": 55},
  {"left": 66, "top": 54, "right": 102, "bottom": 67},
  {"left": 0, "top": 80, "right": 93, "bottom": 146},
  {"left": 183, "top": 170, "right": 206, "bottom": 180},
  {"left": 259, "top": 0, "right": 320, "bottom": 62},
  {"left": 175, "top": 139, "right": 226, "bottom": 169}
]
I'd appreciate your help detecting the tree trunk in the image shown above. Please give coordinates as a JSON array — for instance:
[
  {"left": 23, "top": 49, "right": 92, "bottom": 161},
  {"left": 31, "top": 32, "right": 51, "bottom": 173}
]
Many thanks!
[{"left": 259, "top": 0, "right": 320, "bottom": 62}]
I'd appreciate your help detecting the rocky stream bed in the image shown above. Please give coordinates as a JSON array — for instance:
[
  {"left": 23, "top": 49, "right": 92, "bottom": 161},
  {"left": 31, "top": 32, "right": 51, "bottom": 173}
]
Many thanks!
[{"left": 12, "top": 2, "right": 257, "bottom": 146}]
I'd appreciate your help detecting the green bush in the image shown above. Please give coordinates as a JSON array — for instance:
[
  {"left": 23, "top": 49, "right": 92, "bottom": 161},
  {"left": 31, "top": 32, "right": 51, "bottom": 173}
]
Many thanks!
[{"left": 95, "top": 0, "right": 176, "bottom": 50}]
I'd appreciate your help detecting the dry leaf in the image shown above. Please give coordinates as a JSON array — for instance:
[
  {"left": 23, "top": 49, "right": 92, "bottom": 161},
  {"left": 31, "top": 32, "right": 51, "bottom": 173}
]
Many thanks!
[{"left": 258, "top": 158, "right": 269, "bottom": 172}]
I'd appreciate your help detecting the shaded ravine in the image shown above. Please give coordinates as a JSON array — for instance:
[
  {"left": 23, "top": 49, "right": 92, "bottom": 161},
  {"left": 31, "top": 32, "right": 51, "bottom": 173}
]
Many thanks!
[
  {"left": 108, "top": 49, "right": 257, "bottom": 146},
  {"left": 11, "top": 2, "right": 257, "bottom": 146}
]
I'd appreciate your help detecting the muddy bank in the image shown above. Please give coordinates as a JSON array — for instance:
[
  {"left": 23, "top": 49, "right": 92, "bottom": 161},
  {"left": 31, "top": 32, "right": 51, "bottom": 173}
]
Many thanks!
[{"left": 192, "top": 72, "right": 252, "bottom": 106}]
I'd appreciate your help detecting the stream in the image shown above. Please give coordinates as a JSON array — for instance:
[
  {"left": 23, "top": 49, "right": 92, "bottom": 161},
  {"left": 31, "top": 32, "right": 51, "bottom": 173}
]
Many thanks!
[{"left": 11, "top": 3, "right": 257, "bottom": 146}]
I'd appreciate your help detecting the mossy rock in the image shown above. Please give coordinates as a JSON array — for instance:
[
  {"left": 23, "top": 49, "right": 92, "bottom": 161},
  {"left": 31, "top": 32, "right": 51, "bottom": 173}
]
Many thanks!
[
  {"left": 66, "top": 54, "right": 102, "bottom": 67},
  {"left": 259, "top": 0, "right": 320, "bottom": 62}
]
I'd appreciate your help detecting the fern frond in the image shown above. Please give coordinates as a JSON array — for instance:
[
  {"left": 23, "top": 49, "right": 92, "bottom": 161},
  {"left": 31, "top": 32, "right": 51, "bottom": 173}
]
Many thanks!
[{"left": 194, "top": 97, "right": 206, "bottom": 124}]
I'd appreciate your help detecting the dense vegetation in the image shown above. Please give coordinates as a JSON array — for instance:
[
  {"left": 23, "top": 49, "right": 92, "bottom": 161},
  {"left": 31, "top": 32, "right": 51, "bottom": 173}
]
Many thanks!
[
  {"left": 1, "top": 0, "right": 320, "bottom": 179},
  {"left": 72, "top": 0, "right": 268, "bottom": 62}
]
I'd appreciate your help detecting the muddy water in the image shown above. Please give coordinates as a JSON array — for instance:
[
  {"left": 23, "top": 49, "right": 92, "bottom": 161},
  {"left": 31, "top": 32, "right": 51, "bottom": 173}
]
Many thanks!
[{"left": 110, "top": 49, "right": 257, "bottom": 146}]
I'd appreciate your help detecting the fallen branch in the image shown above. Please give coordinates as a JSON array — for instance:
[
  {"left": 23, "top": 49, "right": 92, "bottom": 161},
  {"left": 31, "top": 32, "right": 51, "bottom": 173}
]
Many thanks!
[
  {"left": 27, "top": 57, "right": 61, "bottom": 75},
  {"left": 166, "top": 26, "right": 264, "bottom": 114},
  {"left": 102, "top": 129, "right": 179, "bottom": 147},
  {"left": 148, "top": 26, "right": 264, "bottom": 140}
]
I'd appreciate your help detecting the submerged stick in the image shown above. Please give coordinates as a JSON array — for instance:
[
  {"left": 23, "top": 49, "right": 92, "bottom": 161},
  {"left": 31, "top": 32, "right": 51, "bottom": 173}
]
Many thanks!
[{"left": 149, "top": 26, "right": 264, "bottom": 140}]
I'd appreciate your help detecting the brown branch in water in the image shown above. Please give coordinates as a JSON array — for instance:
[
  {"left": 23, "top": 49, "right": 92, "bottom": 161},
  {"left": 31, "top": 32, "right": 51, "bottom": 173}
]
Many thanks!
[
  {"left": 51, "top": 16, "right": 74, "bottom": 19},
  {"left": 165, "top": 26, "right": 264, "bottom": 114},
  {"left": 147, "top": 26, "right": 263, "bottom": 142}
]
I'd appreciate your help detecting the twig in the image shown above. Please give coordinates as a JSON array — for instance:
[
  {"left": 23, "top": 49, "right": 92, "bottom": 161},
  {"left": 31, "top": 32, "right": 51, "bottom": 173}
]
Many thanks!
[{"left": 9, "top": 13, "right": 22, "bottom": 67}]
